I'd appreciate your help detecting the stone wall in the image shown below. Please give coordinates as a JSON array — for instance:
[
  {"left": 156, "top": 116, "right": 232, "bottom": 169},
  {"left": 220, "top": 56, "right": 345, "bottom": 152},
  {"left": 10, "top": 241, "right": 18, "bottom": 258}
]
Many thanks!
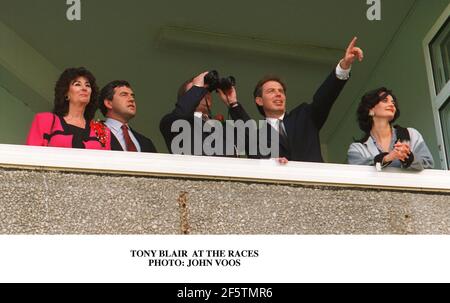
[{"left": 1, "top": 167, "right": 449, "bottom": 234}]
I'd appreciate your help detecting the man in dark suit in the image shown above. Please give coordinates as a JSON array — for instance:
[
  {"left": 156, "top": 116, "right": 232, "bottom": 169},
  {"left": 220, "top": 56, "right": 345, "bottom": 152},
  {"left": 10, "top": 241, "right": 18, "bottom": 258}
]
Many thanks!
[
  {"left": 99, "top": 80, "right": 157, "bottom": 153},
  {"left": 228, "top": 37, "right": 364, "bottom": 162},
  {"left": 160, "top": 71, "right": 240, "bottom": 156}
]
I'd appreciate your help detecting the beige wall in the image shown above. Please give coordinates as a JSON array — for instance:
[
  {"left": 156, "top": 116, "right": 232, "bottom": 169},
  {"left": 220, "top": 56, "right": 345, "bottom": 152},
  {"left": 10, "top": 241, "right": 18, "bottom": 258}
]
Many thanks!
[
  {"left": 0, "top": 20, "right": 57, "bottom": 144},
  {"left": 0, "top": 86, "right": 34, "bottom": 144}
]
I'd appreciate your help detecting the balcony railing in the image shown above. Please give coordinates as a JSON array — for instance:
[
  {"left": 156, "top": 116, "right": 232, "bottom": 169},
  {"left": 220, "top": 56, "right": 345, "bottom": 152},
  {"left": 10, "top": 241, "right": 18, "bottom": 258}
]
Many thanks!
[{"left": 1, "top": 144, "right": 450, "bottom": 234}]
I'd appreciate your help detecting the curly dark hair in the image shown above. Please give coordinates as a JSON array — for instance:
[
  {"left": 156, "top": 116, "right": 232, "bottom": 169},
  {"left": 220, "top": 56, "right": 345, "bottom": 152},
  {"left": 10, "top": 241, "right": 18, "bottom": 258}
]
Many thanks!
[
  {"left": 253, "top": 75, "right": 287, "bottom": 117},
  {"left": 356, "top": 87, "right": 400, "bottom": 142},
  {"left": 53, "top": 67, "right": 99, "bottom": 121},
  {"left": 98, "top": 80, "right": 131, "bottom": 116}
]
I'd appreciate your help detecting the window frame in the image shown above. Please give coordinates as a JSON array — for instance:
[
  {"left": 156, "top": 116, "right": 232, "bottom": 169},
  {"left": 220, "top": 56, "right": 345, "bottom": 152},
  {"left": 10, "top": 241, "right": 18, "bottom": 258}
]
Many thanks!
[{"left": 423, "top": 4, "right": 450, "bottom": 169}]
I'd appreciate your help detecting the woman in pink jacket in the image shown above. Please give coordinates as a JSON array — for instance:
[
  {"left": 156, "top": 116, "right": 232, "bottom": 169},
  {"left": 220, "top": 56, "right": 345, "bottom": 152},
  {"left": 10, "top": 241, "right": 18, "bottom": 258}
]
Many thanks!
[{"left": 26, "top": 67, "right": 110, "bottom": 150}]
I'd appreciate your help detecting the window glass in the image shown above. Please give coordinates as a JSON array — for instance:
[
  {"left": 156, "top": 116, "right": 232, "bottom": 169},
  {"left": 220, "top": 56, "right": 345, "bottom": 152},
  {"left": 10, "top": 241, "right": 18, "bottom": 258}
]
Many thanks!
[
  {"left": 430, "top": 17, "right": 450, "bottom": 94},
  {"left": 439, "top": 96, "right": 450, "bottom": 169}
]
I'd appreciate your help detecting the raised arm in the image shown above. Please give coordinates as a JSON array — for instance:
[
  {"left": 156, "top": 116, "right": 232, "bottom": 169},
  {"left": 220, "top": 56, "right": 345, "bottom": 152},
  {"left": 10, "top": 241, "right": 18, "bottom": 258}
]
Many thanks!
[
  {"left": 172, "top": 71, "right": 210, "bottom": 118},
  {"left": 311, "top": 37, "right": 364, "bottom": 129}
]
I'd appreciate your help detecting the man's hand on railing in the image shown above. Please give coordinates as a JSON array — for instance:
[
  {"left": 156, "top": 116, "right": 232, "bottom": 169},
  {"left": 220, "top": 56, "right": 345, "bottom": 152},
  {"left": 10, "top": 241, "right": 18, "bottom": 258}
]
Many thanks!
[{"left": 276, "top": 157, "right": 289, "bottom": 165}]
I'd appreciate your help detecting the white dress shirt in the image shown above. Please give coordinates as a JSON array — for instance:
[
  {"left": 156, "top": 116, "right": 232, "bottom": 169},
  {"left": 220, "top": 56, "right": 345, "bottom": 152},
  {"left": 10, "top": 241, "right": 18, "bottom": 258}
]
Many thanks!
[
  {"left": 104, "top": 118, "right": 141, "bottom": 152},
  {"left": 266, "top": 113, "right": 286, "bottom": 134}
]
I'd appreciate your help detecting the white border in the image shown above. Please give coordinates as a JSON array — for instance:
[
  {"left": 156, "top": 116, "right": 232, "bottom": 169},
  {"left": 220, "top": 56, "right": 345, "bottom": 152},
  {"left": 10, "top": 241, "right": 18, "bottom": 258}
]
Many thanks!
[
  {"left": 1, "top": 144, "right": 449, "bottom": 192},
  {"left": 1, "top": 235, "right": 450, "bottom": 283}
]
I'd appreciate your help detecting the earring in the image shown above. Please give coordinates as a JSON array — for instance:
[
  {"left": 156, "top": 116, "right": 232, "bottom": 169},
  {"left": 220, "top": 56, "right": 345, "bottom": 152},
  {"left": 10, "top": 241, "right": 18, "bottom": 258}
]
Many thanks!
[
  {"left": 369, "top": 111, "right": 374, "bottom": 117},
  {"left": 65, "top": 96, "right": 69, "bottom": 101}
]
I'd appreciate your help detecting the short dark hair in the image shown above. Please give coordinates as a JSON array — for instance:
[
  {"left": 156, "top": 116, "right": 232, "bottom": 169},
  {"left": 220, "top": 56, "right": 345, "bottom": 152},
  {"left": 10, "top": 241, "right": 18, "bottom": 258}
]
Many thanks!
[
  {"left": 53, "top": 67, "right": 98, "bottom": 121},
  {"left": 356, "top": 87, "right": 400, "bottom": 141},
  {"left": 98, "top": 80, "right": 131, "bottom": 116},
  {"left": 253, "top": 75, "right": 287, "bottom": 116}
]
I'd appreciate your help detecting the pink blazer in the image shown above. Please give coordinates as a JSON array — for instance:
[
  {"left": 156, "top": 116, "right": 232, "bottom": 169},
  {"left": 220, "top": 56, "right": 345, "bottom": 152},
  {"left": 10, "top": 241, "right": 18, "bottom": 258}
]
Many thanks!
[{"left": 26, "top": 112, "right": 111, "bottom": 150}]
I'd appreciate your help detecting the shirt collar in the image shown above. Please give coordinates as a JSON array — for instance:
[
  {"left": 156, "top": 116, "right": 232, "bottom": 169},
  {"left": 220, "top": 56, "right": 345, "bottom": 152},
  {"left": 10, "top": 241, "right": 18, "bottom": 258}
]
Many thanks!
[
  {"left": 266, "top": 113, "right": 285, "bottom": 122},
  {"left": 105, "top": 118, "right": 126, "bottom": 132},
  {"left": 266, "top": 113, "right": 286, "bottom": 128}
]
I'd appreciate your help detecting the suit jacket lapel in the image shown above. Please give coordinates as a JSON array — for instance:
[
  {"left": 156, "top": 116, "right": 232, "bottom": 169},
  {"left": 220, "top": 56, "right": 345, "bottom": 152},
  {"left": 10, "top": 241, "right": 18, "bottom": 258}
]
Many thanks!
[
  {"left": 110, "top": 133, "right": 124, "bottom": 151},
  {"left": 275, "top": 117, "right": 290, "bottom": 151},
  {"left": 129, "top": 128, "right": 142, "bottom": 151},
  {"left": 265, "top": 121, "right": 289, "bottom": 153}
]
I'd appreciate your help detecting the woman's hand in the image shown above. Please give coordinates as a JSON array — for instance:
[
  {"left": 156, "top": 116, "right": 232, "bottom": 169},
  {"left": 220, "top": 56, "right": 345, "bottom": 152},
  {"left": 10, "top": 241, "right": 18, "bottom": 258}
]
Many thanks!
[{"left": 384, "top": 142, "right": 411, "bottom": 162}]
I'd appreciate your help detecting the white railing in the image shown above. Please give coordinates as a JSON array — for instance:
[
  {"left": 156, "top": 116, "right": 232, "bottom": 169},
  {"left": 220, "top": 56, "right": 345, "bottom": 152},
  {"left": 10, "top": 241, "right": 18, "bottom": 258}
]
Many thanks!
[{"left": 0, "top": 144, "right": 449, "bottom": 192}]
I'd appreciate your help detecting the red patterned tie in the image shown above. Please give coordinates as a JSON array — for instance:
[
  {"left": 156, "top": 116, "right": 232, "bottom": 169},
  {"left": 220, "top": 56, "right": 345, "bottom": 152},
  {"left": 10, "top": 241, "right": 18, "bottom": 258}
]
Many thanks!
[{"left": 121, "top": 124, "right": 137, "bottom": 152}]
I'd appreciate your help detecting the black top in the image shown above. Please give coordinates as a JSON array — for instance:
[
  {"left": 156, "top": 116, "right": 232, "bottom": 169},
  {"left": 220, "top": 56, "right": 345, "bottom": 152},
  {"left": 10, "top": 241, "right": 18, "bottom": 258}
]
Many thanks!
[
  {"left": 65, "top": 123, "right": 88, "bottom": 149},
  {"left": 44, "top": 115, "right": 98, "bottom": 149}
]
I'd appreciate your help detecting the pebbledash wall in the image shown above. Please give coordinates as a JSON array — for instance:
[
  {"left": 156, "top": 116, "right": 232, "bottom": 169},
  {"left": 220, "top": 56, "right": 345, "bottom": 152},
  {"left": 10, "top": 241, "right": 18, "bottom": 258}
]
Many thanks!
[{"left": 1, "top": 144, "right": 450, "bottom": 235}]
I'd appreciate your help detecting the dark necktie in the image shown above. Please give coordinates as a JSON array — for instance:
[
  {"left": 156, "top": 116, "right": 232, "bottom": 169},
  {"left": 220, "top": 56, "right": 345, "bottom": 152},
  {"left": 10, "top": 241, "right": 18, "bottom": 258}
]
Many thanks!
[
  {"left": 278, "top": 119, "right": 288, "bottom": 143},
  {"left": 121, "top": 124, "right": 137, "bottom": 152}
]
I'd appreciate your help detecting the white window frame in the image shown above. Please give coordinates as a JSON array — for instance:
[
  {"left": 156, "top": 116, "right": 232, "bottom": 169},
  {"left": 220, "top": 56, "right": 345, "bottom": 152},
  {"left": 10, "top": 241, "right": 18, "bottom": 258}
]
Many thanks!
[{"left": 423, "top": 4, "right": 450, "bottom": 169}]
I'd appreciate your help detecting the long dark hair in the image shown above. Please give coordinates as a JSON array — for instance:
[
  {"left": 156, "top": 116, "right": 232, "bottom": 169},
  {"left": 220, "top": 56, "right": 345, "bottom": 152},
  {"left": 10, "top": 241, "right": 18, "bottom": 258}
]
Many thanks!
[
  {"left": 53, "top": 67, "right": 99, "bottom": 121},
  {"left": 356, "top": 87, "right": 400, "bottom": 142}
]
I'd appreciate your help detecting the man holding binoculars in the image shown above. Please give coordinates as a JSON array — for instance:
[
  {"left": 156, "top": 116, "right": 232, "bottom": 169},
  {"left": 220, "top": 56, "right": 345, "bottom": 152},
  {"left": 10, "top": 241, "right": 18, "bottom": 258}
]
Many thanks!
[
  {"left": 161, "top": 36, "right": 363, "bottom": 161},
  {"left": 159, "top": 70, "right": 240, "bottom": 156}
]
